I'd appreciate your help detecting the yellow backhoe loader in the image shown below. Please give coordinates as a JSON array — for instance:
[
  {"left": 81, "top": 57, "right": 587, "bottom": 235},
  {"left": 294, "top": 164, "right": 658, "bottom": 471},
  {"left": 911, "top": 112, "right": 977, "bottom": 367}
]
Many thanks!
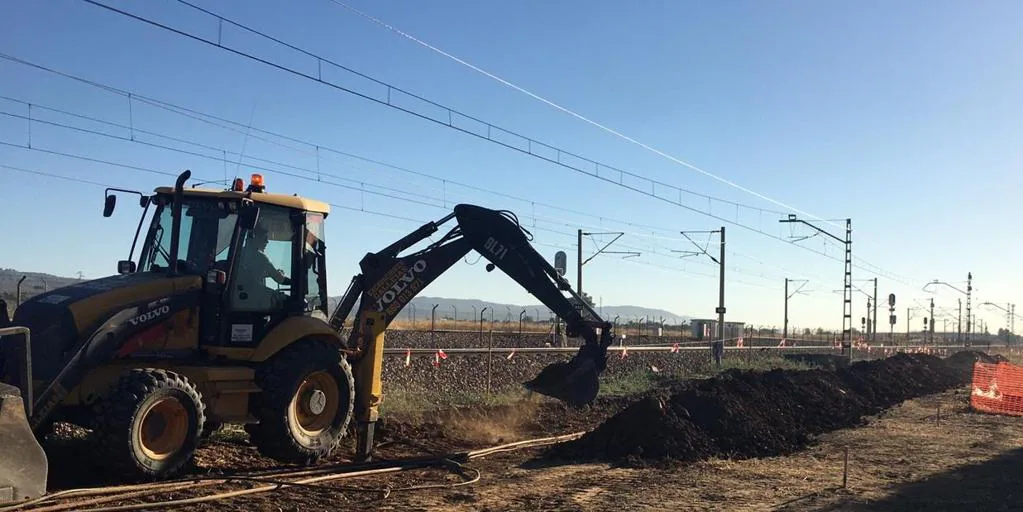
[{"left": 0, "top": 171, "right": 614, "bottom": 503}]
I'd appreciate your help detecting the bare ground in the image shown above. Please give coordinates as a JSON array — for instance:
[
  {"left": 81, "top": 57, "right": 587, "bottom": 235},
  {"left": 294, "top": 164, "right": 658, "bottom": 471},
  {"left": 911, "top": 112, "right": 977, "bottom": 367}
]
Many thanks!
[
  {"left": 315, "top": 386, "right": 1023, "bottom": 512},
  {"left": 33, "top": 383, "right": 1023, "bottom": 511}
]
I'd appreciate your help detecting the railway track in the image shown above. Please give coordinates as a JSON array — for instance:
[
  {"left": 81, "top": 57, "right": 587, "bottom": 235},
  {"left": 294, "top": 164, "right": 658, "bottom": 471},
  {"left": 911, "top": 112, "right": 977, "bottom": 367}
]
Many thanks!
[{"left": 381, "top": 343, "right": 982, "bottom": 355}]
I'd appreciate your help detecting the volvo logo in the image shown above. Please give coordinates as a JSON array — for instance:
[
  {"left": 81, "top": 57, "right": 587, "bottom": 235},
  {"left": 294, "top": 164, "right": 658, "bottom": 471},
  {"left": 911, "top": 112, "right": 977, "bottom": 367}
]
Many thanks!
[{"left": 128, "top": 305, "right": 170, "bottom": 326}]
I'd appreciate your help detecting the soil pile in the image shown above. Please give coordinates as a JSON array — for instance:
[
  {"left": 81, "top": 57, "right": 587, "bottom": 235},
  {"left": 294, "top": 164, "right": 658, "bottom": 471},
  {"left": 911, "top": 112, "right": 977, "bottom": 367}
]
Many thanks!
[
  {"left": 945, "top": 350, "right": 1009, "bottom": 380},
  {"left": 549, "top": 353, "right": 965, "bottom": 466}
]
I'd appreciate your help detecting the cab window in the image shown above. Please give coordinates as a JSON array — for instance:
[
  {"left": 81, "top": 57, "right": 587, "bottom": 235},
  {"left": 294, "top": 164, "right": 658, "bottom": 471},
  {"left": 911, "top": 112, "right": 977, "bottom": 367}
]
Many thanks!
[
  {"left": 229, "top": 205, "right": 295, "bottom": 312},
  {"left": 303, "top": 212, "right": 327, "bottom": 315}
]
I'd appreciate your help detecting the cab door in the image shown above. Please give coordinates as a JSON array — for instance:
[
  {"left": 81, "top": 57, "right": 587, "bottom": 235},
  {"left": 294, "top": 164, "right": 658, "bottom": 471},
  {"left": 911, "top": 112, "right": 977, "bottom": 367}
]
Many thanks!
[{"left": 217, "top": 204, "right": 303, "bottom": 349}]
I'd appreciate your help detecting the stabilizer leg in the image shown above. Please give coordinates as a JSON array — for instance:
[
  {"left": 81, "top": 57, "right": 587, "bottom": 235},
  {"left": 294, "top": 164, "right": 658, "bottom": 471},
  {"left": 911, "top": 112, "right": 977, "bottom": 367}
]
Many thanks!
[{"left": 353, "top": 312, "right": 385, "bottom": 462}]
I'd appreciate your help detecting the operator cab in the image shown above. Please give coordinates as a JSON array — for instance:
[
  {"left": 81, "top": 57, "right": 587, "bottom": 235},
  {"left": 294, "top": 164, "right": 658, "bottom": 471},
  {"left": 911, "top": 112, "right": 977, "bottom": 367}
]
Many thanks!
[{"left": 106, "top": 173, "right": 330, "bottom": 347}]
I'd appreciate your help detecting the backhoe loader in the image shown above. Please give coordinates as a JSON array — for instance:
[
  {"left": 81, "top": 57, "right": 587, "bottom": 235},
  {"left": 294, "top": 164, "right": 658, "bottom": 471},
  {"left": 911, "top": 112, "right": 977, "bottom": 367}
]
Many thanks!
[{"left": 0, "top": 170, "right": 614, "bottom": 503}]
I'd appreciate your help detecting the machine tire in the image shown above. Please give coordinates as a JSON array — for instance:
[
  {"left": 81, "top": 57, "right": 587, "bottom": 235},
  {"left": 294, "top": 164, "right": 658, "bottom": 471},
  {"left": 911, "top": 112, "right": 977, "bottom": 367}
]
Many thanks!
[
  {"left": 93, "top": 369, "right": 205, "bottom": 480},
  {"left": 248, "top": 339, "right": 354, "bottom": 464}
]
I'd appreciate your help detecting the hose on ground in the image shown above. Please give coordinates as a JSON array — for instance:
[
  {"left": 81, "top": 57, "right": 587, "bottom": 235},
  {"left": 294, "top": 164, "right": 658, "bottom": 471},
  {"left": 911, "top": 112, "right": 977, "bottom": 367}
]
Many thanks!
[{"left": 5, "top": 432, "right": 580, "bottom": 512}]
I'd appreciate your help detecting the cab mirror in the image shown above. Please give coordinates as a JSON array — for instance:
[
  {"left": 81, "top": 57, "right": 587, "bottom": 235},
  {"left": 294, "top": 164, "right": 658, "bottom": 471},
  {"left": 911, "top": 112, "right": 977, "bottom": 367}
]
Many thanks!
[
  {"left": 103, "top": 195, "right": 117, "bottom": 217},
  {"left": 239, "top": 204, "right": 261, "bottom": 230},
  {"left": 117, "top": 260, "right": 136, "bottom": 274}
]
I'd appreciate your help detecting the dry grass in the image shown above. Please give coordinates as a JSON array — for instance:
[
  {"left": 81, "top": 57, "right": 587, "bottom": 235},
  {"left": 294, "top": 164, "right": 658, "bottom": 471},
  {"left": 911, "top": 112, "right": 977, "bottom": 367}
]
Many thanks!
[{"left": 387, "top": 318, "right": 550, "bottom": 332}]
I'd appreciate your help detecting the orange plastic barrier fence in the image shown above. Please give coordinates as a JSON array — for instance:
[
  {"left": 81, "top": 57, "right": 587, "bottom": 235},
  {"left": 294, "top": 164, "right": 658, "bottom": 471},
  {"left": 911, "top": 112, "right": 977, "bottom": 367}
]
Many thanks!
[{"left": 971, "top": 361, "right": 1023, "bottom": 416}]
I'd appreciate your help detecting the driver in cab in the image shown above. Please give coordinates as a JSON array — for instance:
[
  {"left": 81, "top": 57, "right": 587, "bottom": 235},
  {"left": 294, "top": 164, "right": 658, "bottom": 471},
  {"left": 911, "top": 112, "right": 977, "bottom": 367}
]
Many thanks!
[{"left": 234, "top": 224, "right": 291, "bottom": 309}]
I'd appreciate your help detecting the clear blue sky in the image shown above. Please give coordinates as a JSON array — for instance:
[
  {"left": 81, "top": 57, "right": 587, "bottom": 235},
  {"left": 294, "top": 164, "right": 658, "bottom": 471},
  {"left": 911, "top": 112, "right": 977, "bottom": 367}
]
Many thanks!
[{"left": 1, "top": 0, "right": 1021, "bottom": 333}]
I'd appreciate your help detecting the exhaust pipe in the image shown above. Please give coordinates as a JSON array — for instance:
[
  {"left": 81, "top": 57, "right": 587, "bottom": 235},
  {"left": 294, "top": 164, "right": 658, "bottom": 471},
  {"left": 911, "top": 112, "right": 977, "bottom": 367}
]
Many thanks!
[{"left": 168, "top": 170, "right": 191, "bottom": 276}]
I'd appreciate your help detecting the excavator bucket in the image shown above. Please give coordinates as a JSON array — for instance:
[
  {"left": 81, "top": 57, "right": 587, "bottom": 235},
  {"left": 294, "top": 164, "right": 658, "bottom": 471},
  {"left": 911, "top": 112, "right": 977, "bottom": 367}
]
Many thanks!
[
  {"left": 523, "top": 344, "right": 606, "bottom": 407},
  {"left": 0, "top": 382, "right": 47, "bottom": 504}
]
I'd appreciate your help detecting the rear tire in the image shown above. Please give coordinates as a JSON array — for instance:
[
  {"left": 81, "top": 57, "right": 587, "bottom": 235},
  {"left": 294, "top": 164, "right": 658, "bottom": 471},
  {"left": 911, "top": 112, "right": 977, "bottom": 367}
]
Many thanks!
[
  {"left": 93, "top": 369, "right": 205, "bottom": 480},
  {"left": 248, "top": 339, "right": 355, "bottom": 464}
]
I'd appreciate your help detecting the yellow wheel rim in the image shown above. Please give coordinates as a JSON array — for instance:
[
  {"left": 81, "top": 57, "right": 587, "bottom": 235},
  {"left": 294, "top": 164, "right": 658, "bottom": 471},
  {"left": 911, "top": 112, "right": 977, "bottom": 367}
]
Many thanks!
[
  {"left": 290, "top": 371, "right": 340, "bottom": 436},
  {"left": 138, "top": 397, "right": 189, "bottom": 461}
]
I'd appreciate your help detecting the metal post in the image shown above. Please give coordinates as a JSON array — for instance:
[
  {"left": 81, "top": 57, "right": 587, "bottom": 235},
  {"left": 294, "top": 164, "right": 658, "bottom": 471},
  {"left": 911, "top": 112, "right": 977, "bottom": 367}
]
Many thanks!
[
  {"left": 479, "top": 307, "right": 488, "bottom": 344},
  {"left": 715, "top": 226, "right": 726, "bottom": 366},
  {"left": 783, "top": 278, "right": 789, "bottom": 340},
  {"left": 843, "top": 219, "right": 852, "bottom": 353},
  {"left": 481, "top": 306, "right": 491, "bottom": 394},
  {"left": 577, "top": 228, "right": 583, "bottom": 296},
  {"left": 872, "top": 278, "right": 878, "bottom": 342},
  {"left": 16, "top": 275, "right": 26, "bottom": 307},
  {"left": 966, "top": 272, "right": 973, "bottom": 345},
  {"left": 866, "top": 297, "right": 872, "bottom": 341},
  {"left": 1002, "top": 301, "right": 1010, "bottom": 342},
  {"left": 929, "top": 298, "right": 935, "bottom": 345},
  {"left": 430, "top": 304, "right": 438, "bottom": 343},
  {"left": 518, "top": 310, "right": 526, "bottom": 342},
  {"left": 906, "top": 307, "right": 911, "bottom": 342}
]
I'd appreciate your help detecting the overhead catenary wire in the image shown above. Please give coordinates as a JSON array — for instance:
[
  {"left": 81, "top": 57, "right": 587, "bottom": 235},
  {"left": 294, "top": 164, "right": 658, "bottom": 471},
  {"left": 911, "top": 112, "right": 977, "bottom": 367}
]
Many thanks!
[
  {"left": 0, "top": 53, "right": 874, "bottom": 289},
  {"left": 326, "top": 0, "right": 838, "bottom": 228},
  {"left": 0, "top": 98, "right": 816, "bottom": 289},
  {"left": 0, "top": 70, "right": 853, "bottom": 289},
  {"left": 70, "top": 0, "right": 923, "bottom": 288},
  {"left": 0, "top": 163, "right": 785, "bottom": 294}
]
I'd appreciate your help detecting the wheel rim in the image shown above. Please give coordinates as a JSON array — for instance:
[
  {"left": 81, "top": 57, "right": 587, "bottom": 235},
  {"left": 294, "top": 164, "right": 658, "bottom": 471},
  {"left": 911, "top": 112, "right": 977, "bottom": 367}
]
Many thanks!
[
  {"left": 291, "top": 371, "right": 340, "bottom": 435},
  {"left": 138, "top": 397, "right": 189, "bottom": 461}
]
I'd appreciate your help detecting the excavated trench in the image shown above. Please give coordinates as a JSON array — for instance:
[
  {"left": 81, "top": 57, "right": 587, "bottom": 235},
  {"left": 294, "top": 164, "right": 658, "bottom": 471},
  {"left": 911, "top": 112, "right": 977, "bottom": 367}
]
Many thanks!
[{"left": 546, "top": 352, "right": 976, "bottom": 467}]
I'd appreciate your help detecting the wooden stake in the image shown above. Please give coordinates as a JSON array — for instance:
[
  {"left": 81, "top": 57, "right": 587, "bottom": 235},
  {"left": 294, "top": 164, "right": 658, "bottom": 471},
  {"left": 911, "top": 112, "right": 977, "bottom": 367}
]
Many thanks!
[{"left": 842, "top": 446, "right": 849, "bottom": 488}]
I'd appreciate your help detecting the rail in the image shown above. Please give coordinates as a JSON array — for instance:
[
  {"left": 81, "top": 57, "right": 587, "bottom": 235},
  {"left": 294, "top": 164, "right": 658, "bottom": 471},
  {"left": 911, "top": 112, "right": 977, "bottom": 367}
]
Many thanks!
[{"left": 381, "top": 343, "right": 982, "bottom": 355}]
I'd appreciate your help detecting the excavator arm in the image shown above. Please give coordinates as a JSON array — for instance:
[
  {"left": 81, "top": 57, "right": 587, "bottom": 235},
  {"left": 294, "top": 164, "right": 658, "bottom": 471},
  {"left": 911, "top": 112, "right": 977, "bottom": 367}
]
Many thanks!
[{"left": 328, "top": 204, "right": 614, "bottom": 458}]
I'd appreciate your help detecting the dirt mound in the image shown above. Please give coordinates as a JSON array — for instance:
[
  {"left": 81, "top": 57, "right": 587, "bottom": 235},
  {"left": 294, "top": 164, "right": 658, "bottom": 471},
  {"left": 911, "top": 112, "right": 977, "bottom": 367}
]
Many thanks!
[
  {"left": 548, "top": 353, "right": 965, "bottom": 466},
  {"left": 945, "top": 350, "right": 1009, "bottom": 380}
]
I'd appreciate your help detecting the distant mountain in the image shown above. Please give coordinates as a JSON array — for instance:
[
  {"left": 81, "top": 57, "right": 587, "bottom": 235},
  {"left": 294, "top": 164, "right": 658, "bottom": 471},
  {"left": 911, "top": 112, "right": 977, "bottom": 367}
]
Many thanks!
[
  {"left": 0, "top": 268, "right": 81, "bottom": 306},
  {"left": 327, "top": 295, "right": 690, "bottom": 324}
]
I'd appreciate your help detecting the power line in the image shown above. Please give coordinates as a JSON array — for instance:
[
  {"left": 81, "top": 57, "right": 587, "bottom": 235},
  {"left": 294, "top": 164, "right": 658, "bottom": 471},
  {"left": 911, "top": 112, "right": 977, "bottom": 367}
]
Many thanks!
[
  {"left": 81, "top": 0, "right": 920, "bottom": 288},
  {"left": 0, "top": 112, "right": 781, "bottom": 285},
  {"left": 0, "top": 162, "right": 788, "bottom": 294},
  {"left": 0, "top": 54, "right": 759, "bottom": 244},
  {"left": 0, "top": 77, "right": 828, "bottom": 284},
  {"left": 325, "top": 0, "right": 837, "bottom": 228},
  {"left": 0, "top": 128, "right": 784, "bottom": 288},
  {"left": 0, "top": 52, "right": 907, "bottom": 289}
]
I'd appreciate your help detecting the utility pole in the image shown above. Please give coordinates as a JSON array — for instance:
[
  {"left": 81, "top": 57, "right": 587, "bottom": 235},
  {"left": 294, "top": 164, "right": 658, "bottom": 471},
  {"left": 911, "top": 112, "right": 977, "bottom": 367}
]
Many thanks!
[
  {"left": 780, "top": 215, "right": 853, "bottom": 356},
  {"left": 576, "top": 229, "right": 582, "bottom": 295},
  {"left": 866, "top": 297, "right": 872, "bottom": 341},
  {"left": 929, "top": 298, "right": 935, "bottom": 345},
  {"left": 576, "top": 229, "right": 638, "bottom": 297},
  {"left": 717, "top": 226, "right": 726, "bottom": 363},
  {"left": 872, "top": 278, "right": 878, "bottom": 342},
  {"left": 679, "top": 227, "right": 726, "bottom": 365},
  {"left": 783, "top": 278, "right": 809, "bottom": 340},
  {"left": 966, "top": 272, "right": 973, "bottom": 345},
  {"left": 925, "top": 276, "right": 974, "bottom": 345},
  {"left": 958, "top": 299, "right": 962, "bottom": 343},
  {"left": 907, "top": 307, "right": 910, "bottom": 342}
]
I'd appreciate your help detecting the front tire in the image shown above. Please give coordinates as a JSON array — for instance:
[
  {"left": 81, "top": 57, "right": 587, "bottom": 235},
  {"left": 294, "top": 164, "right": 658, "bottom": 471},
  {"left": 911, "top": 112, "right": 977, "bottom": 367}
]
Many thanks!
[
  {"left": 248, "top": 339, "right": 355, "bottom": 464},
  {"left": 93, "top": 369, "right": 205, "bottom": 480}
]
